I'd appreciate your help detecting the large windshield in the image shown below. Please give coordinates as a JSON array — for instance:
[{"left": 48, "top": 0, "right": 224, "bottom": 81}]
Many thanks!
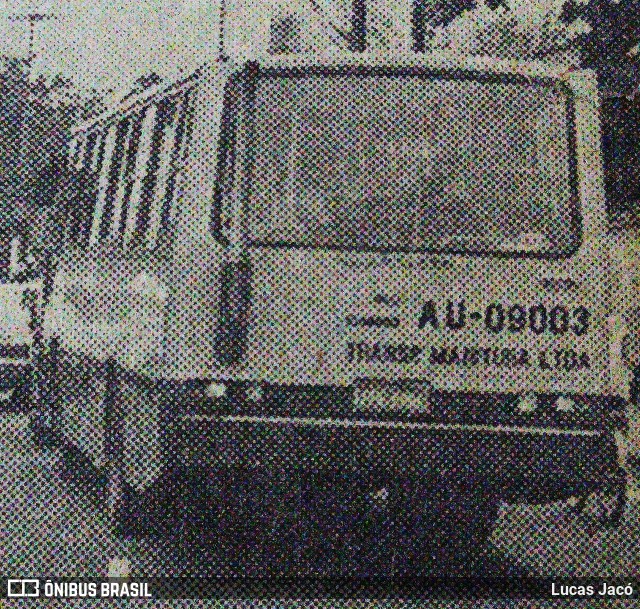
[{"left": 243, "top": 69, "right": 579, "bottom": 255}]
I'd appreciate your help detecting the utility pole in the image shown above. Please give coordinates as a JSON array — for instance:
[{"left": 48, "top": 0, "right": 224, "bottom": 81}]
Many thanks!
[{"left": 8, "top": 13, "right": 58, "bottom": 75}]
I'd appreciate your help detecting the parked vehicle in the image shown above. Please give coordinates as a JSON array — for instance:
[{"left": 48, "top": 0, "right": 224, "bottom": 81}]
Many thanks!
[{"left": 0, "top": 235, "right": 42, "bottom": 396}]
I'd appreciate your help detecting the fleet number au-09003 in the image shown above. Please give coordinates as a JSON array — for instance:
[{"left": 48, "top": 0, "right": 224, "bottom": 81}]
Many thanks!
[
  {"left": 346, "top": 301, "right": 591, "bottom": 337},
  {"left": 417, "top": 301, "right": 590, "bottom": 336}
]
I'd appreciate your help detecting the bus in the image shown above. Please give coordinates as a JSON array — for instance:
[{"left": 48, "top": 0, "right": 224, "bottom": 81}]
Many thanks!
[{"left": 25, "top": 46, "right": 636, "bottom": 575}]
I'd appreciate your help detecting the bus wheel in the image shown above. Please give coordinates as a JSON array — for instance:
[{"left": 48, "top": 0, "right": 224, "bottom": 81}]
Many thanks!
[
  {"left": 9, "top": 367, "right": 32, "bottom": 411},
  {"left": 104, "top": 470, "right": 135, "bottom": 577},
  {"left": 103, "top": 358, "right": 132, "bottom": 538},
  {"left": 393, "top": 476, "right": 499, "bottom": 575},
  {"left": 27, "top": 338, "right": 60, "bottom": 449},
  {"left": 104, "top": 462, "right": 130, "bottom": 537},
  {"left": 572, "top": 468, "right": 628, "bottom": 529}
]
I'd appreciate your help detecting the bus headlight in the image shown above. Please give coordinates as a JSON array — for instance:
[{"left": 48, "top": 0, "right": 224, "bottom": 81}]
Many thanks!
[
  {"left": 555, "top": 396, "right": 577, "bottom": 413},
  {"left": 206, "top": 382, "right": 227, "bottom": 399},
  {"left": 516, "top": 393, "right": 537, "bottom": 414}
]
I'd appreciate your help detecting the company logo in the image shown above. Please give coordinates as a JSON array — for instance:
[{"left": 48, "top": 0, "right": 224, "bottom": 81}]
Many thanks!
[{"left": 7, "top": 579, "right": 40, "bottom": 597}]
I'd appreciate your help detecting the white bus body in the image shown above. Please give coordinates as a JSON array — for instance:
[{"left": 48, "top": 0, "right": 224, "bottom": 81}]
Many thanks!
[{"left": 33, "top": 50, "right": 634, "bottom": 572}]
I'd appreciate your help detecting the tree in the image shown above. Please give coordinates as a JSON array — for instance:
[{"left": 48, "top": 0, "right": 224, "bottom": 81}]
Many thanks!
[
  {"left": 352, "top": 0, "right": 503, "bottom": 52},
  {"left": 424, "top": 0, "right": 583, "bottom": 63},
  {"left": 413, "top": 0, "right": 479, "bottom": 51},
  {"left": 0, "top": 58, "right": 112, "bottom": 275},
  {"left": 560, "top": 0, "right": 640, "bottom": 68},
  {"left": 301, "top": 1, "right": 576, "bottom": 57}
]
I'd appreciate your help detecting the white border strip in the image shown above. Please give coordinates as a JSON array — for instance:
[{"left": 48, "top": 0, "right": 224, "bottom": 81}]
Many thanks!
[{"left": 180, "top": 414, "right": 601, "bottom": 437}]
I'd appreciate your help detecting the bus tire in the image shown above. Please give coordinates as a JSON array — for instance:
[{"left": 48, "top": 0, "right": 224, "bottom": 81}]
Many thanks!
[
  {"left": 445, "top": 479, "right": 499, "bottom": 571},
  {"left": 393, "top": 475, "right": 498, "bottom": 575},
  {"left": 105, "top": 468, "right": 121, "bottom": 534},
  {"left": 571, "top": 467, "right": 628, "bottom": 529},
  {"left": 26, "top": 338, "right": 60, "bottom": 449},
  {"left": 10, "top": 366, "right": 32, "bottom": 411},
  {"left": 102, "top": 359, "right": 133, "bottom": 538}
]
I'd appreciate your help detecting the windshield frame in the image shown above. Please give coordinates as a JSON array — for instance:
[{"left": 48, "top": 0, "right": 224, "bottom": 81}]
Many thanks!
[{"left": 213, "top": 63, "right": 581, "bottom": 260}]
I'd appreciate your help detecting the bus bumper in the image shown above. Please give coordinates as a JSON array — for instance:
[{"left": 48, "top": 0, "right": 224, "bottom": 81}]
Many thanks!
[{"left": 168, "top": 382, "right": 628, "bottom": 506}]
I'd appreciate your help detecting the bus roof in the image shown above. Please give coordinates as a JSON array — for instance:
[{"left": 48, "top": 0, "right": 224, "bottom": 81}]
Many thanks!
[
  {"left": 253, "top": 50, "right": 578, "bottom": 79},
  {"left": 71, "top": 50, "right": 583, "bottom": 137},
  {"left": 71, "top": 68, "right": 201, "bottom": 136}
]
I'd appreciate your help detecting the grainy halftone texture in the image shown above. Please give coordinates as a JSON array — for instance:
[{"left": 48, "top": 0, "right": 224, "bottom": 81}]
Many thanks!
[{"left": 0, "top": 5, "right": 639, "bottom": 608}]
